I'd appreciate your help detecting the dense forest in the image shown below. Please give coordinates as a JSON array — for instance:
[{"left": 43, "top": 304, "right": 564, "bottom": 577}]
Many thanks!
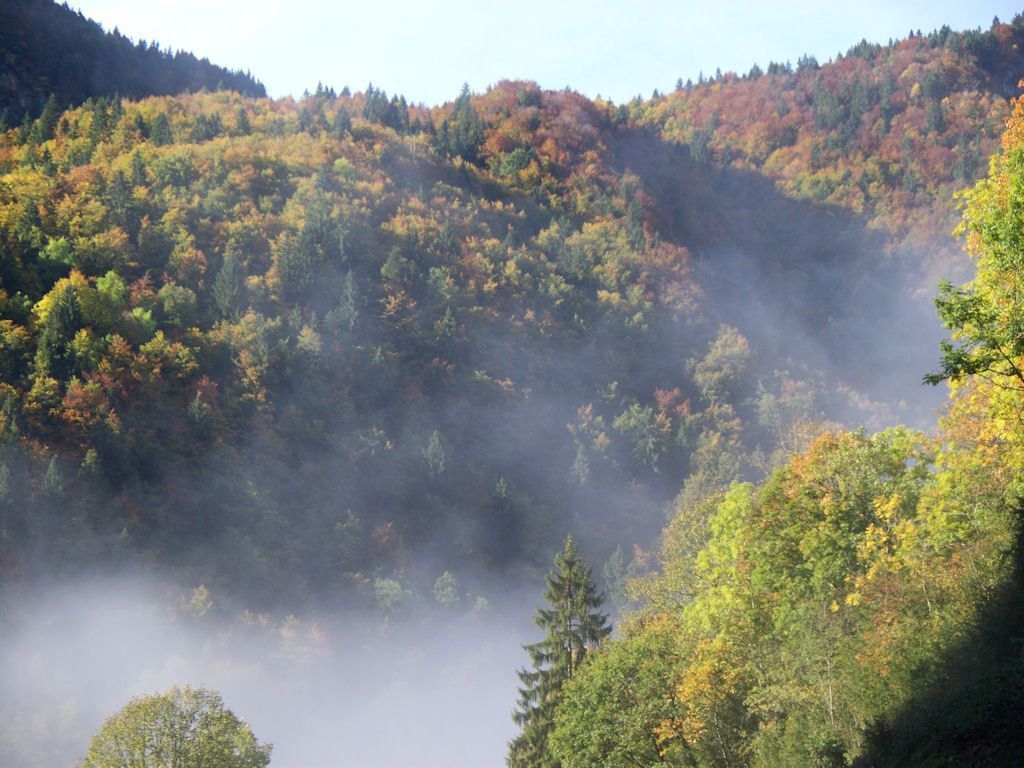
[
  {"left": 2, "top": 17, "right": 1021, "bottom": 611},
  {"left": 542, "top": 91, "right": 1024, "bottom": 768},
  {"left": 2, "top": 4, "right": 1024, "bottom": 767},
  {"left": 0, "top": 0, "right": 265, "bottom": 125}
]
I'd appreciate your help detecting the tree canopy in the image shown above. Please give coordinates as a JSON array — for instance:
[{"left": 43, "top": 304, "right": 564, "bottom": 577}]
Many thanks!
[
  {"left": 509, "top": 536, "right": 610, "bottom": 768},
  {"left": 0, "top": 0, "right": 264, "bottom": 125},
  {"left": 545, "top": 82, "right": 1024, "bottom": 768},
  {"left": 81, "top": 685, "right": 271, "bottom": 768}
]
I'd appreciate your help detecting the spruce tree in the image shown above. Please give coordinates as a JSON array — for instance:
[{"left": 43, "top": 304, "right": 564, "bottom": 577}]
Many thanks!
[
  {"left": 150, "top": 112, "right": 172, "bottom": 146},
  {"left": 332, "top": 105, "right": 351, "bottom": 138},
  {"left": 437, "top": 84, "right": 484, "bottom": 164},
  {"left": 213, "top": 252, "right": 245, "bottom": 320},
  {"left": 508, "top": 535, "right": 610, "bottom": 768},
  {"left": 35, "top": 283, "right": 82, "bottom": 380}
]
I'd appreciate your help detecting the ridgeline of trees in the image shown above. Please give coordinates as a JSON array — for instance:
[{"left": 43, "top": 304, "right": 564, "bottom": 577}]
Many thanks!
[
  {"left": 0, "top": 0, "right": 265, "bottom": 125},
  {"left": 0, "top": 6, "right": 1023, "bottom": 768},
  {"left": 1, "top": 16, "right": 1024, "bottom": 616},
  {"left": 526, "top": 91, "right": 1024, "bottom": 768},
  {"left": 637, "top": 15, "right": 1024, "bottom": 285}
]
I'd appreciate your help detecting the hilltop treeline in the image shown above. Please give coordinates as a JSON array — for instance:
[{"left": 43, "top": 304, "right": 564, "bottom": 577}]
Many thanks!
[
  {"left": 1, "top": 8, "right": 1023, "bottom": 766},
  {"left": 0, "top": 16, "right": 1020, "bottom": 615},
  {"left": 541, "top": 93, "right": 1024, "bottom": 768},
  {"left": 0, "top": 0, "right": 265, "bottom": 125},
  {"left": 636, "top": 17, "right": 1024, "bottom": 278}
]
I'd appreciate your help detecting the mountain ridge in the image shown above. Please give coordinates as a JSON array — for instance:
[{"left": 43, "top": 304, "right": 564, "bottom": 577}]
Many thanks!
[{"left": 0, "top": 0, "right": 265, "bottom": 125}]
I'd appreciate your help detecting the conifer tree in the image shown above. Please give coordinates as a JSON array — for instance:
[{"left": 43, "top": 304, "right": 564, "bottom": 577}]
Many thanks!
[
  {"left": 234, "top": 106, "right": 251, "bottom": 136},
  {"left": 27, "top": 94, "right": 60, "bottom": 146},
  {"left": 35, "top": 283, "right": 82, "bottom": 380},
  {"left": 508, "top": 536, "right": 610, "bottom": 768},
  {"left": 437, "top": 83, "right": 484, "bottom": 163},
  {"left": 332, "top": 105, "right": 351, "bottom": 138},
  {"left": 150, "top": 112, "right": 172, "bottom": 145},
  {"left": 213, "top": 252, "right": 245, "bottom": 320}
]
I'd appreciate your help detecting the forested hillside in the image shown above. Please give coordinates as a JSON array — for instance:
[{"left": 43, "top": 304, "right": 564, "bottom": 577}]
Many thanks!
[
  {"left": 3, "top": 5, "right": 1024, "bottom": 768},
  {"left": 545, "top": 90, "right": 1024, "bottom": 768},
  {"left": 640, "top": 21, "right": 1024, "bottom": 269},
  {"left": 0, "top": 0, "right": 265, "bottom": 125},
  {"left": 1, "top": 17, "right": 1022, "bottom": 613}
]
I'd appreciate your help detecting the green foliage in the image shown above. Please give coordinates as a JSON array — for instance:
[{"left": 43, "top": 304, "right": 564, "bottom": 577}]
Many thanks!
[
  {"left": 331, "top": 106, "right": 351, "bottom": 138},
  {"left": 374, "top": 576, "right": 410, "bottom": 620},
  {"left": 509, "top": 536, "right": 610, "bottom": 768},
  {"left": 433, "top": 570, "right": 460, "bottom": 607},
  {"left": 234, "top": 106, "right": 252, "bottom": 136},
  {"left": 600, "top": 545, "right": 631, "bottom": 613},
  {"left": 81, "top": 685, "right": 271, "bottom": 768},
  {"left": 551, "top": 421, "right": 1018, "bottom": 767},
  {"left": 34, "top": 282, "right": 82, "bottom": 380},
  {"left": 928, "top": 109, "right": 1024, "bottom": 392},
  {"left": 857, "top": 87, "right": 1024, "bottom": 768},
  {"left": 39, "top": 237, "right": 74, "bottom": 281},
  {"left": 612, "top": 402, "right": 670, "bottom": 471},
  {"left": 213, "top": 253, "right": 246, "bottom": 320},
  {"left": 150, "top": 112, "right": 173, "bottom": 146},
  {"left": 95, "top": 270, "right": 126, "bottom": 305},
  {"left": 361, "top": 84, "right": 409, "bottom": 132},
  {"left": 687, "top": 325, "right": 750, "bottom": 404},
  {"left": 551, "top": 617, "right": 684, "bottom": 768},
  {"left": 157, "top": 283, "right": 197, "bottom": 329},
  {"left": 126, "top": 306, "right": 157, "bottom": 344},
  {"left": 437, "top": 84, "right": 485, "bottom": 163}
]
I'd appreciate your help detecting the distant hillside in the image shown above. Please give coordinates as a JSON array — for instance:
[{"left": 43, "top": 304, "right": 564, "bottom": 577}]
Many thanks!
[
  {"left": 0, "top": 0, "right": 265, "bottom": 125},
  {"left": 0, "top": 17, "right": 1021, "bottom": 608},
  {"left": 635, "top": 18, "right": 1024, "bottom": 281}
]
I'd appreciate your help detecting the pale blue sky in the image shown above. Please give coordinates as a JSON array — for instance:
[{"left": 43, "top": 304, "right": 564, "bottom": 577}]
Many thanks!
[{"left": 72, "top": 1, "right": 1020, "bottom": 105}]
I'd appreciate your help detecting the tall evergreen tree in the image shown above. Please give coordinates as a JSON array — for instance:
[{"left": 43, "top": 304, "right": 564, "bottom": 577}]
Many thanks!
[
  {"left": 213, "top": 252, "right": 245, "bottom": 320},
  {"left": 332, "top": 105, "right": 351, "bottom": 138},
  {"left": 150, "top": 112, "right": 172, "bottom": 146},
  {"left": 27, "top": 94, "right": 60, "bottom": 146},
  {"left": 508, "top": 536, "right": 610, "bottom": 768},
  {"left": 437, "top": 83, "right": 484, "bottom": 163},
  {"left": 34, "top": 283, "right": 82, "bottom": 380}
]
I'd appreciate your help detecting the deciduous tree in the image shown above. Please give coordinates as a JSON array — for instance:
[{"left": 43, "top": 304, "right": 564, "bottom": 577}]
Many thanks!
[{"left": 81, "top": 685, "right": 271, "bottom": 768}]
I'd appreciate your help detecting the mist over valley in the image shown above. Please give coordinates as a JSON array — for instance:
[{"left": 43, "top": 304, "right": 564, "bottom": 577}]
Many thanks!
[{"left": 3, "top": 3, "right": 1024, "bottom": 766}]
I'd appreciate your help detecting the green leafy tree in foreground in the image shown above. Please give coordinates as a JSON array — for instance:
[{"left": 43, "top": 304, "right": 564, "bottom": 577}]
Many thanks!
[
  {"left": 551, "top": 615, "right": 685, "bottom": 768},
  {"left": 927, "top": 106, "right": 1024, "bottom": 393},
  {"left": 508, "top": 536, "right": 610, "bottom": 768},
  {"left": 81, "top": 685, "right": 271, "bottom": 768}
]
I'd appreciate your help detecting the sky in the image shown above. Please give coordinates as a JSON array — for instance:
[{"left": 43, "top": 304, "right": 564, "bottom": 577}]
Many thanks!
[{"left": 71, "top": 1, "right": 1023, "bottom": 106}]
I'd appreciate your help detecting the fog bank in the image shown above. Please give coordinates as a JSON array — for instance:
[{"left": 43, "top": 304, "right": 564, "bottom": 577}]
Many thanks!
[{"left": 0, "top": 577, "right": 537, "bottom": 767}]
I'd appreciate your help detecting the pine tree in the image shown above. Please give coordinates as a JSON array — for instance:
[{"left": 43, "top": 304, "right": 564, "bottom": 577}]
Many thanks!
[
  {"left": 213, "top": 252, "right": 245, "bottom": 319},
  {"left": 508, "top": 536, "right": 610, "bottom": 768},
  {"left": 437, "top": 83, "right": 484, "bottom": 163},
  {"left": 35, "top": 283, "right": 82, "bottom": 380},
  {"left": 332, "top": 105, "right": 351, "bottom": 138},
  {"left": 234, "top": 106, "right": 251, "bottom": 136},
  {"left": 150, "top": 112, "right": 173, "bottom": 146},
  {"left": 27, "top": 94, "right": 60, "bottom": 147}
]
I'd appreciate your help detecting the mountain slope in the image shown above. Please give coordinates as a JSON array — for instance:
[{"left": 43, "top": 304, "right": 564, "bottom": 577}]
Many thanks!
[
  {"left": 0, "top": 18, "right": 1021, "bottom": 608},
  {"left": 0, "top": 0, "right": 265, "bottom": 125},
  {"left": 638, "top": 20, "right": 1023, "bottom": 272}
]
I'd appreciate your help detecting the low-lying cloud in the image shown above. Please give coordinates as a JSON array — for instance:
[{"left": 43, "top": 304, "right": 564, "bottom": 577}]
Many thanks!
[{"left": 0, "top": 575, "right": 538, "bottom": 767}]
